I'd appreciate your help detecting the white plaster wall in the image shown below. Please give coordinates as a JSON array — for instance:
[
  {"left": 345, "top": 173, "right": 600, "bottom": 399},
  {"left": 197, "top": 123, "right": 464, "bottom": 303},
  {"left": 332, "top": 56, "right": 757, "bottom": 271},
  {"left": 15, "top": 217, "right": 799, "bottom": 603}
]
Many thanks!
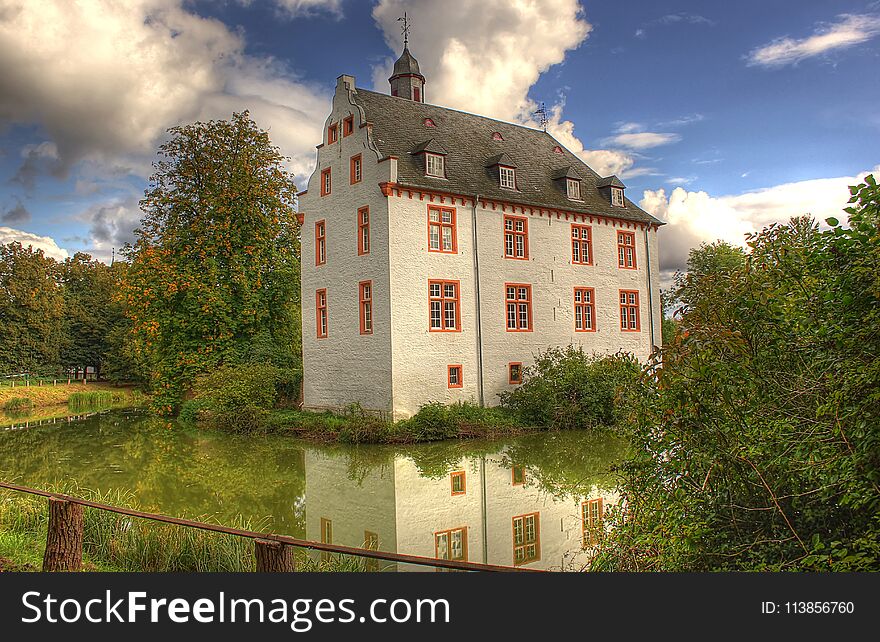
[
  {"left": 387, "top": 193, "right": 480, "bottom": 419},
  {"left": 304, "top": 450, "right": 398, "bottom": 557},
  {"left": 476, "top": 205, "right": 662, "bottom": 407},
  {"left": 300, "top": 80, "right": 395, "bottom": 414}
]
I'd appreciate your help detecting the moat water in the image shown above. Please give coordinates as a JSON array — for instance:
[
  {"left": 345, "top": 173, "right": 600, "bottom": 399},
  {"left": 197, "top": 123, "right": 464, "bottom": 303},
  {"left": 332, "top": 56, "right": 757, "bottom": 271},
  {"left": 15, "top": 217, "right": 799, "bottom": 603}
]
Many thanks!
[{"left": 0, "top": 407, "right": 627, "bottom": 570}]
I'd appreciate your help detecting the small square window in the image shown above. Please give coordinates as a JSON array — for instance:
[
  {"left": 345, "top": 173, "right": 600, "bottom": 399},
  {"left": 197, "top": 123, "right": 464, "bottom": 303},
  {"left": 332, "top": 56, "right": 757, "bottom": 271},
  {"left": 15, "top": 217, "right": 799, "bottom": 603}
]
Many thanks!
[
  {"left": 426, "top": 153, "right": 445, "bottom": 177},
  {"left": 343, "top": 116, "right": 354, "bottom": 136},
  {"left": 499, "top": 166, "right": 516, "bottom": 189},
  {"left": 451, "top": 471, "right": 466, "bottom": 495},
  {"left": 448, "top": 364, "right": 462, "bottom": 388},
  {"left": 508, "top": 362, "right": 523, "bottom": 385}
]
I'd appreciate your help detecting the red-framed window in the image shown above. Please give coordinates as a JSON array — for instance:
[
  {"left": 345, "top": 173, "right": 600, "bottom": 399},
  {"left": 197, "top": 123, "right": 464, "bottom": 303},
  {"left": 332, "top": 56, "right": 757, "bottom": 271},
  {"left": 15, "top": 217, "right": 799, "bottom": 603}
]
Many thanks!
[
  {"left": 504, "top": 215, "right": 528, "bottom": 259},
  {"left": 582, "top": 498, "right": 604, "bottom": 546},
  {"left": 508, "top": 362, "right": 523, "bottom": 385},
  {"left": 428, "top": 205, "right": 456, "bottom": 253},
  {"left": 327, "top": 123, "right": 338, "bottom": 144},
  {"left": 450, "top": 470, "right": 466, "bottom": 494},
  {"left": 434, "top": 527, "right": 467, "bottom": 562},
  {"left": 429, "top": 280, "right": 460, "bottom": 331},
  {"left": 619, "top": 290, "right": 640, "bottom": 332},
  {"left": 320, "top": 167, "right": 331, "bottom": 196},
  {"left": 512, "top": 466, "right": 526, "bottom": 485},
  {"left": 512, "top": 512, "right": 540, "bottom": 566},
  {"left": 357, "top": 206, "right": 370, "bottom": 255},
  {"left": 448, "top": 365, "right": 462, "bottom": 389},
  {"left": 505, "top": 283, "right": 532, "bottom": 332},
  {"left": 359, "top": 281, "right": 373, "bottom": 335},
  {"left": 571, "top": 224, "right": 592, "bottom": 265},
  {"left": 342, "top": 116, "right": 354, "bottom": 137},
  {"left": 413, "top": 86, "right": 421, "bottom": 103},
  {"left": 618, "top": 231, "right": 636, "bottom": 269},
  {"left": 315, "top": 220, "right": 326, "bottom": 265},
  {"left": 350, "top": 154, "right": 362, "bottom": 184},
  {"left": 574, "top": 287, "right": 596, "bottom": 332},
  {"left": 316, "top": 289, "right": 328, "bottom": 338}
]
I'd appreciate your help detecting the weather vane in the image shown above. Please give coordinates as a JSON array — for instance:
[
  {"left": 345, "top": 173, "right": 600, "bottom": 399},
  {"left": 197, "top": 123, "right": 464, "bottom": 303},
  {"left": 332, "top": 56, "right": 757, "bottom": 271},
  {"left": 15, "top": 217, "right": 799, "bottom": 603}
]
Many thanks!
[
  {"left": 398, "top": 11, "right": 410, "bottom": 47},
  {"left": 534, "top": 102, "right": 549, "bottom": 132}
]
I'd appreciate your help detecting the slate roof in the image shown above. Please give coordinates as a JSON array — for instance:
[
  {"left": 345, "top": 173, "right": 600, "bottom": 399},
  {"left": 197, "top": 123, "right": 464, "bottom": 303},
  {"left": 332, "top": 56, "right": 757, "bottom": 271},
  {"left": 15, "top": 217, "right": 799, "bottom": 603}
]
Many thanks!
[
  {"left": 596, "top": 175, "right": 626, "bottom": 189},
  {"left": 352, "top": 88, "right": 663, "bottom": 225}
]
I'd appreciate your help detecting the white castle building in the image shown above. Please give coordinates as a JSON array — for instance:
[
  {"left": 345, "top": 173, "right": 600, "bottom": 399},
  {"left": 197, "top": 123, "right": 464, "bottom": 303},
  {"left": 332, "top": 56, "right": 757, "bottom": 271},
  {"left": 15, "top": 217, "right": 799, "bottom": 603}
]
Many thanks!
[{"left": 299, "top": 45, "right": 663, "bottom": 419}]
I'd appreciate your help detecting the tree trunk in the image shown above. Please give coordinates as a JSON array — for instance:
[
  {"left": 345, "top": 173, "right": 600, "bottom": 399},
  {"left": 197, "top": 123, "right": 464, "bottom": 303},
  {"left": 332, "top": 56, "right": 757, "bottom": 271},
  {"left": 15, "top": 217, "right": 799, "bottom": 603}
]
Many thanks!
[
  {"left": 254, "top": 539, "right": 295, "bottom": 572},
  {"left": 42, "top": 498, "right": 84, "bottom": 572}
]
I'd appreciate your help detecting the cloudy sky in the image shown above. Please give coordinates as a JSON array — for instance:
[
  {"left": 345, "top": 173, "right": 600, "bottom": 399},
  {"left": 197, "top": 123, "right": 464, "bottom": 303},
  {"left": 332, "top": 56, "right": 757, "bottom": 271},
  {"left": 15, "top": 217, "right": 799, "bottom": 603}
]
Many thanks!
[{"left": 1, "top": 0, "right": 878, "bottom": 285}]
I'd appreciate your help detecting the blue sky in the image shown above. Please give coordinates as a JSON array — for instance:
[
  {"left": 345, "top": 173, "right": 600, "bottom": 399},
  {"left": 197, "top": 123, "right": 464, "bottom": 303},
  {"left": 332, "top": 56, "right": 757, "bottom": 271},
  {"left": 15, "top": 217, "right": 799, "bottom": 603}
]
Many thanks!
[{"left": 1, "top": 0, "right": 878, "bottom": 280}]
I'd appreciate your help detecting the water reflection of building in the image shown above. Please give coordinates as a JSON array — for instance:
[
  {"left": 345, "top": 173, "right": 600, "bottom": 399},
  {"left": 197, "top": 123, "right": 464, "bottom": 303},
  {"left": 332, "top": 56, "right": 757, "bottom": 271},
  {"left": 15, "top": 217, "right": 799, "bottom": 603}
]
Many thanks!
[{"left": 304, "top": 450, "right": 617, "bottom": 571}]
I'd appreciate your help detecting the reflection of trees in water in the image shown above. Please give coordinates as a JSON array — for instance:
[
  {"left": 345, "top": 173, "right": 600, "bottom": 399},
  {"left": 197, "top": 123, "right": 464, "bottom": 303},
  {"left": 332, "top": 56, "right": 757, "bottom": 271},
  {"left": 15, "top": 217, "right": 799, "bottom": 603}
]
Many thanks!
[{"left": 0, "top": 409, "right": 308, "bottom": 537}]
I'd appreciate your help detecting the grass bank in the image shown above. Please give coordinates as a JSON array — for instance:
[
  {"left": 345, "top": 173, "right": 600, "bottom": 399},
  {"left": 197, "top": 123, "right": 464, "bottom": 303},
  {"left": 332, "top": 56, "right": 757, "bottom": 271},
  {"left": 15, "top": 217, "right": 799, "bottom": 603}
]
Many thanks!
[
  {"left": 235, "top": 402, "right": 532, "bottom": 444},
  {"left": 0, "top": 484, "right": 366, "bottom": 572},
  {"left": 0, "top": 382, "right": 144, "bottom": 410}
]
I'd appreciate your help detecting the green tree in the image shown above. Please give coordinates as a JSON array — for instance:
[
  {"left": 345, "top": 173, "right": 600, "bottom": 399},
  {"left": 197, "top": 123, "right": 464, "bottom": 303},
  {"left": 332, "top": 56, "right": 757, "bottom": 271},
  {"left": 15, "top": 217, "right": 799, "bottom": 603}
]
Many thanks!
[
  {"left": 0, "top": 243, "right": 64, "bottom": 376},
  {"left": 121, "top": 111, "right": 300, "bottom": 413},
  {"left": 593, "top": 176, "right": 880, "bottom": 571},
  {"left": 672, "top": 240, "right": 746, "bottom": 312},
  {"left": 59, "top": 252, "right": 126, "bottom": 379}
]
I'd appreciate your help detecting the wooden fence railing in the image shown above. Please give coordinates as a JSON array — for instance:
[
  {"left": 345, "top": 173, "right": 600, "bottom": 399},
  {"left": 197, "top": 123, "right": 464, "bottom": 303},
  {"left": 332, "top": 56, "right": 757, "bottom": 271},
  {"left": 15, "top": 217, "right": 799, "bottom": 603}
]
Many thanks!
[{"left": 0, "top": 481, "right": 541, "bottom": 573}]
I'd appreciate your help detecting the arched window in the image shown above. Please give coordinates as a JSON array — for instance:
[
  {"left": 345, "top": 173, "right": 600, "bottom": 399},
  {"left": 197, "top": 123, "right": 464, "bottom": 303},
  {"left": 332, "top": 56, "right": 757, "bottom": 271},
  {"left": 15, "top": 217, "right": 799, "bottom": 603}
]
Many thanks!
[
  {"left": 492, "top": 132, "right": 504, "bottom": 141},
  {"left": 424, "top": 118, "right": 436, "bottom": 127},
  {"left": 553, "top": 145, "right": 564, "bottom": 154}
]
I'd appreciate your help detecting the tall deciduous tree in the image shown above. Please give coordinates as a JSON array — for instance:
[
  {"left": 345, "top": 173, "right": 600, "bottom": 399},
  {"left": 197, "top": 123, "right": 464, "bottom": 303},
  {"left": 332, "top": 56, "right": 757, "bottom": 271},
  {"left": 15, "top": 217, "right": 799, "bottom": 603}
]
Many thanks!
[
  {"left": 0, "top": 242, "right": 64, "bottom": 375},
  {"left": 122, "top": 112, "right": 300, "bottom": 413}
]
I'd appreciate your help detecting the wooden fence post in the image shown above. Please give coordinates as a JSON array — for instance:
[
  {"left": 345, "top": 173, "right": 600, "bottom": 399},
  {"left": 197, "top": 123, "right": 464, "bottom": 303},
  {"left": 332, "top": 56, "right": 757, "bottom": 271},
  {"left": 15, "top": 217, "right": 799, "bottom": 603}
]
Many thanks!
[
  {"left": 43, "top": 498, "right": 84, "bottom": 572},
  {"left": 254, "top": 539, "right": 295, "bottom": 572}
]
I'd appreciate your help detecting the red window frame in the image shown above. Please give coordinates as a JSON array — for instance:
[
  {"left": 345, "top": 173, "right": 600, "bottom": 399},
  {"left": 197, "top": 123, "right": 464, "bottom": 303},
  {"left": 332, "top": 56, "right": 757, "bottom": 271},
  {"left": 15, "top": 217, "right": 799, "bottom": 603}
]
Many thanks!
[
  {"left": 571, "top": 224, "right": 593, "bottom": 265},
  {"left": 357, "top": 206, "right": 370, "bottom": 255},
  {"left": 574, "top": 287, "right": 596, "bottom": 332},
  {"left": 428, "top": 205, "right": 457, "bottom": 253},
  {"left": 320, "top": 167, "right": 331, "bottom": 196},
  {"left": 505, "top": 283, "right": 532, "bottom": 332},
  {"left": 512, "top": 512, "right": 540, "bottom": 566},
  {"left": 316, "top": 289, "right": 328, "bottom": 339},
  {"left": 342, "top": 116, "right": 354, "bottom": 137},
  {"left": 450, "top": 470, "right": 466, "bottom": 494},
  {"left": 413, "top": 86, "right": 421, "bottom": 103},
  {"left": 429, "top": 280, "right": 461, "bottom": 332},
  {"left": 359, "top": 280, "right": 373, "bottom": 335},
  {"left": 434, "top": 527, "right": 468, "bottom": 563},
  {"left": 619, "top": 290, "right": 641, "bottom": 332},
  {"left": 503, "top": 215, "right": 529, "bottom": 260},
  {"left": 582, "top": 498, "right": 604, "bottom": 546},
  {"left": 327, "top": 123, "right": 338, "bottom": 144},
  {"left": 448, "top": 364, "right": 463, "bottom": 389},
  {"left": 350, "top": 154, "right": 362, "bottom": 184},
  {"left": 618, "top": 231, "right": 636, "bottom": 269},
  {"left": 508, "top": 362, "right": 523, "bottom": 385},
  {"left": 315, "top": 220, "right": 326, "bottom": 266}
]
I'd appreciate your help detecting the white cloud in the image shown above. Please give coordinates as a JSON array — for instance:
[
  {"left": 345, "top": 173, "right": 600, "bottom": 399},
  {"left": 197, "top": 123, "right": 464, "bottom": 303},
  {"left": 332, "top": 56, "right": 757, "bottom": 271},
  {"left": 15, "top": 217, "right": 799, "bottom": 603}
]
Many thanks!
[
  {"left": 0, "top": 227, "right": 69, "bottom": 260},
  {"left": 642, "top": 165, "right": 880, "bottom": 286},
  {"left": 0, "top": 0, "right": 330, "bottom": 183},
  {"left": 265, "top": 0, "right": 344, "bottom": 17},
  {"left": 747, "top": 14, "right": 880, "bottom": 68},
  {"left": 603, "top": 131, "right": 681, "bottom": 150},
  {"left": 371, "top": 0, "right": 591, "bottom": 123}
]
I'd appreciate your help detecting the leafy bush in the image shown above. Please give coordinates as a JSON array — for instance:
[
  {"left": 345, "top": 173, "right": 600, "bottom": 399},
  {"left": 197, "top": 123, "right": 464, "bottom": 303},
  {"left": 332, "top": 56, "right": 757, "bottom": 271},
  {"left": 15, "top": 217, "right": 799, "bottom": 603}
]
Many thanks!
[
  {"left": 500, "top": 347, "right": 641, "bottom": 430},
  {"left": 592, "top": 176, "right": 880, "bottom": 571}
]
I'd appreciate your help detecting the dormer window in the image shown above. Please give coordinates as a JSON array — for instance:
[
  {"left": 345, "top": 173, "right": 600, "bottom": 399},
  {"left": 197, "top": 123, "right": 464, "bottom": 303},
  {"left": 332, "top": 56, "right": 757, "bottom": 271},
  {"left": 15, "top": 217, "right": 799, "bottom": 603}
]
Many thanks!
[
  {"left": 499, "top": 166, "right": 516, "bottom": 189},
  {"left": 424, "top": 118, "right": 436, "bottom": 127},
  {"left": 553, "top": 146, "right": 564, "bottom": 154},
  {"left": 566, "top": 178, "right": 581, "bottom": 200},
  {"left": 492, "top": 132, "right": 504, "bottom": 141},
  {"left": 611, "top": 187, "right": 624, "bottom": 207},
  {"left": 426, "top": 153, "right": 445, "bottom": 178}
]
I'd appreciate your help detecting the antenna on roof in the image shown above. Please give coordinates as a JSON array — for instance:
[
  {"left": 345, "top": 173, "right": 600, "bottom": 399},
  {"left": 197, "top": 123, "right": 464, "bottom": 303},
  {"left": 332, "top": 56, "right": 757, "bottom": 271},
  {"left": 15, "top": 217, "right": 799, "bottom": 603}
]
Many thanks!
[
  {"left": 534, "top": 102, "right": 549, "bottom": 132},
  {"left": 110, "top": 247, "right": 115, "bottom": 266},
  {"left": 397, "top": 11, "right": 410, "bottom": 47}
]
